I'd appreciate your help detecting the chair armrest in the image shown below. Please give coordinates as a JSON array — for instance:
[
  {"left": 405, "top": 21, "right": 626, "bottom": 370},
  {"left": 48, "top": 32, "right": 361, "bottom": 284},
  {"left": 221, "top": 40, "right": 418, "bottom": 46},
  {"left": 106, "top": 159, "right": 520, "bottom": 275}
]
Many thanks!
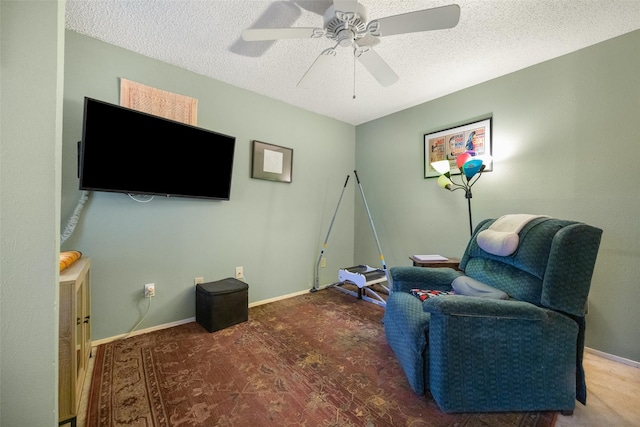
[
  {"left": 389, "top": 266, "right": 463, "bottom": 293},
  {"left": 422, "top": 296, "right": 547, "bottom": 320}
]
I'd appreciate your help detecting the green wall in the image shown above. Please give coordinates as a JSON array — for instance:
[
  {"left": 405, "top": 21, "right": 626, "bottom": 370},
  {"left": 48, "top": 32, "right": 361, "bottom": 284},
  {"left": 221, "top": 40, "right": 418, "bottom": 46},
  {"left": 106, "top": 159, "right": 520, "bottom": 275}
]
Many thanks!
[
  {"left": 355, "top": 30, "right": 640, "bottom": 362},
  {"left": 1, "top": 1, "right": 64, "bottom": 425},
  {"left": 62, "top": 31, "right": 356, "bottom": 341}
]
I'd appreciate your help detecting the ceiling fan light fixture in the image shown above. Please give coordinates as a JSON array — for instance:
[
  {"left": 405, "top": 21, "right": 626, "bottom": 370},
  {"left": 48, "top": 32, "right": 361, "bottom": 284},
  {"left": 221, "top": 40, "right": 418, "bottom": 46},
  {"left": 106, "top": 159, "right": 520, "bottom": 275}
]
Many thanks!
[{"left": 337, "top": 29, "right": 355, "bottom": 47}]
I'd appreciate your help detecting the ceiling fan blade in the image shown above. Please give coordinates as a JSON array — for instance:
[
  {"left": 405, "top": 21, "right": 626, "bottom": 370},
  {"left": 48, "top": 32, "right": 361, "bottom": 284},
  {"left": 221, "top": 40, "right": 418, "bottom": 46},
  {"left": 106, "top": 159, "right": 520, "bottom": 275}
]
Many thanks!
[
  {"left": 355, "top": 46, "right": 399, "bottom": 87},
  {"left": 333, "top": 0, "right": 358, "bottom": 14},
  {"left": 242, "top": 27, "right": 321, "bottom": 41},
  {"left": 372, "top": 4, "right": 461, "bottom": 37},
  {"left": 296, "top": 0, "right": 333, "bottom": 16},
  {"left": 297, "top": 47, "right": 337, "bottom": 88},
  {"left": 357, "top": 33, "right": 380, "bottom": 48}
]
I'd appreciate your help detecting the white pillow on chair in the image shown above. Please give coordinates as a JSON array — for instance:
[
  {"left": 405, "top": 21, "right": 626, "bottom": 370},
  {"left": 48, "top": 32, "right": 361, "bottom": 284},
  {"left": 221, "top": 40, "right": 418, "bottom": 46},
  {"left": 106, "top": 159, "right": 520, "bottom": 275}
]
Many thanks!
[{"left": 476, "top": 230, "right": 519, "bottom": 256}]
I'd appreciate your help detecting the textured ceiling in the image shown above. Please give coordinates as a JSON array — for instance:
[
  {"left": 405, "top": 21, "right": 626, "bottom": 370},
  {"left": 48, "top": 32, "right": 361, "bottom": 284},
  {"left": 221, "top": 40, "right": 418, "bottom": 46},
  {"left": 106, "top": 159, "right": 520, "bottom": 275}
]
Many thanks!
[{"left": 65, "top": 0, "right": 640, "bottom": 125}]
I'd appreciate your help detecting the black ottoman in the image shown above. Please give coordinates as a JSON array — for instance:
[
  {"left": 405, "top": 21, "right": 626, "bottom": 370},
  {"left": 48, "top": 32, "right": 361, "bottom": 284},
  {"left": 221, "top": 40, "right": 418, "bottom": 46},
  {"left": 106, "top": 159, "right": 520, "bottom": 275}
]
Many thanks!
[{"left": 196, "top": 278, "right": 249, "bottom": 332}]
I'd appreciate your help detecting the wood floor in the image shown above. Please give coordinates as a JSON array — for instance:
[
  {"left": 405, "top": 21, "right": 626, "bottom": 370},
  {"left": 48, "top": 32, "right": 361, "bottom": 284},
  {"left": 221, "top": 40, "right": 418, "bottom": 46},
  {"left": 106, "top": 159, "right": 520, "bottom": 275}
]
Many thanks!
[
  {"left": 555, "top": 350, "right": 640, "bottom": 427},
  {"left": 71, "top": 347, "right": 639, "bottom": 427}
]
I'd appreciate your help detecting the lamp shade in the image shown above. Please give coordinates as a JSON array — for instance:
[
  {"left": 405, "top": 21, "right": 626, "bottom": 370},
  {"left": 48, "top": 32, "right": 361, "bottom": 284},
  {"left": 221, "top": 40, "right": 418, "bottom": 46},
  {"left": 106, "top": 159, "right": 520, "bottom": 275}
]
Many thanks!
[
  {"left": 456, "top": 152, "right": 472, "bottom": 169},
  {"left": 431, "top": 160, "right": 451, "bottom": 175},
  {"left": 437, "top": 175, "right": 453, "bottom": 189},
  {"left": 462, "top": 158, "right": 484, "bottom": 179}
]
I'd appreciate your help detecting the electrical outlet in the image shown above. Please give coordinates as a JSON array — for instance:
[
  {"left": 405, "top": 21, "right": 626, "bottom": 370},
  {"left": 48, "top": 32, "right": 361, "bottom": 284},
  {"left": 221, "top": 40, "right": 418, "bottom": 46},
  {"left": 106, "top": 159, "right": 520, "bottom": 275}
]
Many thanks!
[
  {"left": 320, "top": 257, "right": 326, "bottom": 268},
  {"left": 235, "top": 266, "right": 244, "bottom": 279},
  {"left": 144, "top": 283, "right": 155, "bottom": 298},
  {"left": 194, "top": 277, "right": 204, "bottom": 286}
]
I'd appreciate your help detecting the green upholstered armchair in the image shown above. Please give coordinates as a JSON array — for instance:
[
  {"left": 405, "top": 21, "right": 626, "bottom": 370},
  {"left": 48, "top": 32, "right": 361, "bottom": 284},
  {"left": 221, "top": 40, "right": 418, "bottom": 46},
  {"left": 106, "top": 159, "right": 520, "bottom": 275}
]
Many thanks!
[{"left": 383, "top": 216, "right": 602, "bottom": 414}]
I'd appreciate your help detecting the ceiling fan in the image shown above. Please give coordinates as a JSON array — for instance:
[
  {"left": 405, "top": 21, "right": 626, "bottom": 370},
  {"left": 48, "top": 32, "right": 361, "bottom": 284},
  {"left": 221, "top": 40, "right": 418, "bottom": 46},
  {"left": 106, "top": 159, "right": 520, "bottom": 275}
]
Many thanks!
[{"left": 241, "top": 1, "right": 460, "bottom": 88}]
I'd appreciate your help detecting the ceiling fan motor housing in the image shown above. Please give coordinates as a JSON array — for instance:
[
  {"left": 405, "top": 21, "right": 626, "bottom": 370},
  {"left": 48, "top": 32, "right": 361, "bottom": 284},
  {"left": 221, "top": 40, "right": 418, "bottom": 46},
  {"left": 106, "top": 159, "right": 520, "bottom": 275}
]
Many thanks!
[{"left": 323, "top": 3, "right": 368, "bottom": 46}]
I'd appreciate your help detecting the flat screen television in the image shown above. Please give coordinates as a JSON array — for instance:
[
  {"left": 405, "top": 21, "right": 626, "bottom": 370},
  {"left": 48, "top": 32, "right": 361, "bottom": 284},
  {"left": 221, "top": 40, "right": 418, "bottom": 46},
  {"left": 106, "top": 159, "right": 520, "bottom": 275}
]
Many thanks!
[{"left": 79, "top": 97, "right": 236, "bottom": 200}]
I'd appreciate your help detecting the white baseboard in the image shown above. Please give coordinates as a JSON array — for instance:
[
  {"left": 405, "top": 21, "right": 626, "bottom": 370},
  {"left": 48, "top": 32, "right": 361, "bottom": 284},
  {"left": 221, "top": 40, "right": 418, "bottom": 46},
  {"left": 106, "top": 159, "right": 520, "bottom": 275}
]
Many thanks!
[
  {"left": 585, "top": 347, "right": 640, "bottom": 369},
  {"left": 92, "top": 285, "right": 335, "bottom": 346},
  {"left": 248, "top": 284, "right": 334, "bottom": 308},
  {"left": 92, "top": 317, "right": 196, "bottom": 347},
  {"left": 248, "top": 289, "right": 310, "bottom": 308}
]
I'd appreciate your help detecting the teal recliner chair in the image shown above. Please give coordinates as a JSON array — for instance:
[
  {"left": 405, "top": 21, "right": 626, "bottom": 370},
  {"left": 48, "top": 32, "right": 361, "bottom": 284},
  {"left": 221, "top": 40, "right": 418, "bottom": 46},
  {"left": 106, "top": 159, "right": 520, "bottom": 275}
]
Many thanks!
[{"left": 383, "top": 216, "right": 602, "bottom": 414}]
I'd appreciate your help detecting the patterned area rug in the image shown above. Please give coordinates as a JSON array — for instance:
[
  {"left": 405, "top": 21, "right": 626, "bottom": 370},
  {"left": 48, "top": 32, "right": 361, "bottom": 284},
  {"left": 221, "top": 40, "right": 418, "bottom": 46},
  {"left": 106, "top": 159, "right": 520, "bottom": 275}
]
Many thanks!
[{"left": 86, "top": 289, "right": 557, "bottom": 426}]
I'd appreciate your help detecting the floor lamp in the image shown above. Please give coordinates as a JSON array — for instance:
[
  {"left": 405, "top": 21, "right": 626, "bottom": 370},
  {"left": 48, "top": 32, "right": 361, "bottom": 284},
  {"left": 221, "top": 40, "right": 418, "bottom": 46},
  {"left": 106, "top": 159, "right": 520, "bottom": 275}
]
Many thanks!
[{"left": 431, "top": 152, "right": 488, "bottom": 236}]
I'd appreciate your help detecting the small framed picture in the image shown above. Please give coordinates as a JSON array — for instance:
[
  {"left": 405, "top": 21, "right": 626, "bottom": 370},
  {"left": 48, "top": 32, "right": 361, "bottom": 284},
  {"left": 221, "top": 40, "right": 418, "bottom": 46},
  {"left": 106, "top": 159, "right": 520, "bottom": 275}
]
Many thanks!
[
  {"left": 424, "top": 118, "right": 492, "bottom": 178},
  {"left": 251, "top": 140, "right": 293, "bottom": 183}
]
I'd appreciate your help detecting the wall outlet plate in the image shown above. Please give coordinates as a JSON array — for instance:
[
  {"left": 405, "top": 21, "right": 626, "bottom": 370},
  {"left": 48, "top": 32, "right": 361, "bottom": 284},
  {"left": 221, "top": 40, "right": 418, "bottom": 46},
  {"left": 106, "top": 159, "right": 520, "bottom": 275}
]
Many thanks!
[
  {"left": 235, "top": 266, "right": 244, "bottom": 279},
  {"left": 194, "top": 277, "right": 204, "bottom": 286},
  {"left": 144, "top": 283, "right": 155, "bottom": 298}
]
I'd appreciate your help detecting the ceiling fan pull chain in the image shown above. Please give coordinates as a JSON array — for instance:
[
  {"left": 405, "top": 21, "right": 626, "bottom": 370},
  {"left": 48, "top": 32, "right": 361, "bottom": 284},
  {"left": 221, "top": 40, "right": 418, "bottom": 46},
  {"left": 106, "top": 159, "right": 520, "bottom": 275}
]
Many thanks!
[{"left": 353, "top": 50, "right": 357, "bottom": 99}]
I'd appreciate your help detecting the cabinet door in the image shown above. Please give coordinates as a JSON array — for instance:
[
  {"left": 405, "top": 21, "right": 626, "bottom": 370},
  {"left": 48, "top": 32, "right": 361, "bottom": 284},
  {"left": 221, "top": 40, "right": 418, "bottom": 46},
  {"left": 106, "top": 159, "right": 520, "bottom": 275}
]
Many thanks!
[
  {"left": 59, "top": 257, "right": 91, "bottom": 423},
  {"left": 82, "top": 268, "right": 91, "bottom": 363},
  {"left": 75, "top": 280, "right": 86, "bottom": 401}
]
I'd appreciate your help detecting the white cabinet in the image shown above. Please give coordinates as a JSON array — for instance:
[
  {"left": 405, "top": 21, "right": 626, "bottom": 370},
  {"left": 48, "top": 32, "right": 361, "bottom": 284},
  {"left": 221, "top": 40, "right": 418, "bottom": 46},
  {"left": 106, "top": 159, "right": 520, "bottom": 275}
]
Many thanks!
[{"left": 59, "top": 257, "right": 91, "bottom": 426}]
